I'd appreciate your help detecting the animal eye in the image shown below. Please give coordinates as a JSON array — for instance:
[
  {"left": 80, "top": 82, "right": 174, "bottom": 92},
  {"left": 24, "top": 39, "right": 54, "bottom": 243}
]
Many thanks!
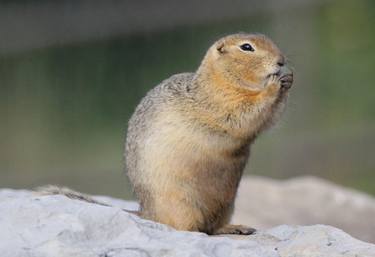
[{"left": 240, "top": 43, "right": 254, "bottom": 52}]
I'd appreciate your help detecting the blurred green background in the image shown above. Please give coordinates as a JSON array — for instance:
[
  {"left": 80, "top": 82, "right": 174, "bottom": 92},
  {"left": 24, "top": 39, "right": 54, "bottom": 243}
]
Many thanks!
[{"left": 1, "top": 0, "right": 374, "bottom": 199}]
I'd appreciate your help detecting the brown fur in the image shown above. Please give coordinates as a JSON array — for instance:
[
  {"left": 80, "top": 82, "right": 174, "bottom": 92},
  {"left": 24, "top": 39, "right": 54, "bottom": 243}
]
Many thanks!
[{"left": 125, "top": 33, "right": 293, "bottom": 235}]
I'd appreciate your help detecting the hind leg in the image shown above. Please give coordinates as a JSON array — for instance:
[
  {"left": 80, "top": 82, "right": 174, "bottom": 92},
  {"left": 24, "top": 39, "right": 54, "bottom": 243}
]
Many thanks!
[
  {"left": 209, "top": 203, "right": 255, "bottom": 235},
  {"left": 213, "top": 224, "right": 256, "bottom": 235},
  {"left": 142, "top": 190, "right": 204, "bottom": 232}
]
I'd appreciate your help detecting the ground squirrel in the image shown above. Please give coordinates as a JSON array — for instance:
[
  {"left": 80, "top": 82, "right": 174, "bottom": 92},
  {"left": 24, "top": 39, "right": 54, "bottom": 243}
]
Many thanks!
[
  {"left": 125, "top": 33, "right": 293, "bottom": 235},
  {"left": 38, "top": 33, "right": 293, "bottom": 236}
]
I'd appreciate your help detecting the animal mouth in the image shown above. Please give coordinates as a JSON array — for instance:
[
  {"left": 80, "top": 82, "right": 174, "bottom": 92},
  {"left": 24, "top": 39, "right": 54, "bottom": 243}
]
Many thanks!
[{"left": 280, "top": 73, "right": 293, "bottom": 89}]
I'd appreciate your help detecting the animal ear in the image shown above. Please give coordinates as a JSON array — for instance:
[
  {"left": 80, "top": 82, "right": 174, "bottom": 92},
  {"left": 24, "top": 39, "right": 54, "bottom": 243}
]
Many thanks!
[{"left": 216, "top": 41, "right": 226, "bottom": 54}]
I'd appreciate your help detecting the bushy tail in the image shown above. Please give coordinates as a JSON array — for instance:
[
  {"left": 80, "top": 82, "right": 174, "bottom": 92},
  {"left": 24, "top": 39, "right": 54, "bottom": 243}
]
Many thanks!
[
  {"left": 34, "top": 185, "right": 139, "bottom": 215},
  {"left": 35, "top": 185, "right": 111, "bottom": 207}
]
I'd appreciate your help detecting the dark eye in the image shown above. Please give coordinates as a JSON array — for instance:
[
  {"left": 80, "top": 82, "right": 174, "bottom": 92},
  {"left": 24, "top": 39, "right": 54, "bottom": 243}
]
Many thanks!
[{"left": 240, "top": 43, "right": 254, "bottom": 52}]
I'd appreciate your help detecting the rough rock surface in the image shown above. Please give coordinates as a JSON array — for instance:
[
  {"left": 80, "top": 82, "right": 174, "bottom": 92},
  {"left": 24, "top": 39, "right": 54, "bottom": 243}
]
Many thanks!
[
  {"left": 233, "top": 176, "right": 375, "bottom": 243},
  {"left": 1, "top": 186, "right": 375, "bottom": 257}
]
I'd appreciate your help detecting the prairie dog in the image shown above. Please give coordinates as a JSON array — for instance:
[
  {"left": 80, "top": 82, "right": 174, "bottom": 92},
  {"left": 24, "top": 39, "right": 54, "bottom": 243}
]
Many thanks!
[{"left": 125, "top": 33, "right": 293, "bottom": 235}]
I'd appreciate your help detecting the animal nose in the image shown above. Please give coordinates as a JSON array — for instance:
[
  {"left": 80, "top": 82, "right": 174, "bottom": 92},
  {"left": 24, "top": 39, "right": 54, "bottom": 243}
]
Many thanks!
[
  {"left": 277, "top": 55, "right": 285, "bottom": 67},
  {"left": 277, "top": 56, "right": 285, "bottom": 67}
]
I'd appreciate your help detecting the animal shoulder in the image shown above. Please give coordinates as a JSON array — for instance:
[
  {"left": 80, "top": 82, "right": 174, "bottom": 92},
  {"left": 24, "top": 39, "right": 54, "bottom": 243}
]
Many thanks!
[{"left": 151, "top": 72, "right": 195, "bottom": 99}]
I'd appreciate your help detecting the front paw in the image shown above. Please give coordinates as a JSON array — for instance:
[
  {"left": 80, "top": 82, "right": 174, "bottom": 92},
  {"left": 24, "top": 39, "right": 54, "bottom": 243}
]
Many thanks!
[
  {"left": 265, "top": 74, "right": 281, "bottom": 88},
  {"left": 280, "top": 73, "right": 293, "bottom": 90},
  {"left": 262, "top": 74, "right": 282, "bottom": 97}
]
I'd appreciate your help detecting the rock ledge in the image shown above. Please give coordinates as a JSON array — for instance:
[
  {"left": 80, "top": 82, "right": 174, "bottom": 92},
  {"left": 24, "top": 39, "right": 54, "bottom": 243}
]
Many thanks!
[{"left": 0, "top": 189, "right": 374, "bottom": 257}]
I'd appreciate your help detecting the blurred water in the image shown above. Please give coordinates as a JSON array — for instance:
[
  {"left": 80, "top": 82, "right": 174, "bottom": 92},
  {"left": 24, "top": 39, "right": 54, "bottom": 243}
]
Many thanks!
[{"left": 1, "top": 0, "right": 374, "bottom": 198}]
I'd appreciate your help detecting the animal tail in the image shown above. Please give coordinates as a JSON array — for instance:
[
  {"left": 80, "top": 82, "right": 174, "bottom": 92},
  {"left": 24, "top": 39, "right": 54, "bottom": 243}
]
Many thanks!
[{"left": 34, "top": 185, "right": 139, "bottom": 215}]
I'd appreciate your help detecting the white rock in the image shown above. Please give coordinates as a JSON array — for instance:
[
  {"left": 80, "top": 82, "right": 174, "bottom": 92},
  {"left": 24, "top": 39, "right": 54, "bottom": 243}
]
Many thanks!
[
  {"left": 233, "top": 176, "right": 375, "bottom": 243},
  {"left": 0, "top": 188, "right": 374, "bottom": 257}
]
